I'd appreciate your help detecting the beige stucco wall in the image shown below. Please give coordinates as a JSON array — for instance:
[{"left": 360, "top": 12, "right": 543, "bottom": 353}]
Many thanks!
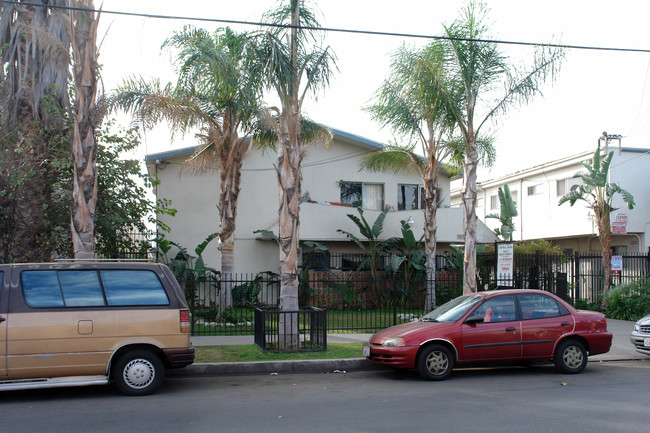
[{"left": 149, "top": 132, "right": 495, "bottom": 274}]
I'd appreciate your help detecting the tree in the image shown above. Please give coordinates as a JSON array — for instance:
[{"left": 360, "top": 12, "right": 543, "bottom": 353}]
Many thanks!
[
  {"left": 111, "top": 26, "right": 261, "bottom": 317},
  {"left": 94, "top": 123, "right": 176, "bottom": 258},
  {"left": 441, "top": 2, "right": 563, "bottom": 294},
  {"left": 559, "top": 144, "right": 634, "bottom": 296},
  {"left": 486, "top": 183, "right": 518, "bottom": 241},
  {"left": 0, "top": 0, "right": 71, "bottom": 262},
  {"left": 253, "top": 0, "right": 336, "bottom": 348},
  {"left": 363, "top": 41, "right": 493, "bottom": 310},
  {"left": 70, "top": 0, "right": 101, "bottom": 259},
  {"left": 337, "top": 206, "right": 399, "bottom": 306}
]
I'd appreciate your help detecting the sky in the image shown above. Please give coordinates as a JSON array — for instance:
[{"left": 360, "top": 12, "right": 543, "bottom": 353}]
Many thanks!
[{"left": 97, "top": 0, "right": 650, "bottom": 180}]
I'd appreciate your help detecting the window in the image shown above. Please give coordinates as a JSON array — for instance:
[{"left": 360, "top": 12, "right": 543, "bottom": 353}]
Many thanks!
[
  {"left": 556, "top": 178, "right": 582, "bottom": 196},
  {"left": 101, "top": 270, "right": 169, "bottom": 306},
  {"left": 398, "top": 184, "right": 424, "bottom": 210},
  {"left": 518, "top": 293, "right": 567, "bottom": 319},
  {"left": 509, "top": 190, "right": 518, "bottom": 207},
  {"left": 21, "top": 270, "right": 169, "bottom": 308},
  {"left": 527, "top": 184, "right": 542, "bottom": 196},
  {"left": 490, "top": 195, "right": 498, "bottom": 210},
  {"left": 340, "top": 181, "right": 384, "bottom": 210},
  {"left": 471, "top": 295, "right": 517, "bottom": 322}
]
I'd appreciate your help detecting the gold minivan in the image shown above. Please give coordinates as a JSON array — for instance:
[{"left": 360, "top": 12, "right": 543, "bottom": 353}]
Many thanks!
[{"left": 0, "top": 261, "right": 194, "bottom": 396}]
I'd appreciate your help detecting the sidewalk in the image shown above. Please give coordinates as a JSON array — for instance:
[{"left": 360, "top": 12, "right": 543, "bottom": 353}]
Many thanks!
[{"left": 171, "top": 319, "right": 645, "bottom": 378}]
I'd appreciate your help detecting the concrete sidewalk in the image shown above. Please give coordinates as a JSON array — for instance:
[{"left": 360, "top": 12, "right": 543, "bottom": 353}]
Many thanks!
[{"left": 171, "top": 319, "right": 646, "bottom": 378}]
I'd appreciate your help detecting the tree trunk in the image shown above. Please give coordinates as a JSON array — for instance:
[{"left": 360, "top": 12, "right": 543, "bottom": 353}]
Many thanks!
[
  {"left": 216, "top": 136, "right": 247, "bottom": 318},
  {"left": 423, "top": 158, "right": 440, "bottom": 311},
  {"left": 462, "top": 132, "right": 479, "bottom": 294},
  {"left": 276, "top": 110, "right": 301, "bottom": 350},
  {"left": 71, "top": 1, "right": 100, "bottom": 259},
  {"left": 597, "top": 210, "right": 612, "bottom": 298}
]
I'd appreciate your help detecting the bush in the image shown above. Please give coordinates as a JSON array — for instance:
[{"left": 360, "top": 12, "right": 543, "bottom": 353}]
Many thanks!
[{"left": 603, "top": 278, "right": 650, "bottom": 321}]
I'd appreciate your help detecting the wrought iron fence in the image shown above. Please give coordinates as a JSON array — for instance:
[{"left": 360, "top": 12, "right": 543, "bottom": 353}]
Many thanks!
[{"left": 174, "top": 250, "right": 649, "bottom": 336}]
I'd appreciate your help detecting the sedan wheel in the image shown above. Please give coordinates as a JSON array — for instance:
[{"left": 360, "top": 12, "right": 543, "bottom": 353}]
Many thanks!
[
  {"left": 554, "top": 339, "right": 587, "bottom": 374},
  {"left": 417, "top": 344, "right": 454, "bottom": 381}
]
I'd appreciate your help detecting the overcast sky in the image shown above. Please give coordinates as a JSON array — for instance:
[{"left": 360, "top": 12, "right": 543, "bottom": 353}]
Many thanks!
[{"left": 98, "top": 0, "right": 650, "bottom": 180}]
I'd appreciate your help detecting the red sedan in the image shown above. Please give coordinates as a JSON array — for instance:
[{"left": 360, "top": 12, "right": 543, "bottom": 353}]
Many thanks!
[{"left": 363, "top": 289, "right": 612, "bottom": 380}]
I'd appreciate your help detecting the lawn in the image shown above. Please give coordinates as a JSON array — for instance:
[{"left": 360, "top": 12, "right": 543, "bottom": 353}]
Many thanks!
[{"left": 194, "top": 342, "right": 365, "bottom": 363}]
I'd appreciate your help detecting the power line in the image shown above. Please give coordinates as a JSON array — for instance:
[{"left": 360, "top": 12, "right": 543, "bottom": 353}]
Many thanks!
[{"left": 2, "top": 0, "right": 650, "bottom": 54}]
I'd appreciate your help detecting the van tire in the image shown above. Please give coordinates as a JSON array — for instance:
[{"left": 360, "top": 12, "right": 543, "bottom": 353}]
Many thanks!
[{"left": 112, "top": 350, "right": 165, "bottom": 396}]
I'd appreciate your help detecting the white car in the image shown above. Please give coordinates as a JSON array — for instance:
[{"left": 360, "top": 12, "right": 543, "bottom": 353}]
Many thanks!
[{"left": 630, "top": 314, "right": 650, "bottom": 356}]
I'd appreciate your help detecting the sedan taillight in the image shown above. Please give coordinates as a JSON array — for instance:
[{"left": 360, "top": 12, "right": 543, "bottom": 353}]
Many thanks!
[{"left": 180, "top": 309, "right": 190, "bottom": 333}]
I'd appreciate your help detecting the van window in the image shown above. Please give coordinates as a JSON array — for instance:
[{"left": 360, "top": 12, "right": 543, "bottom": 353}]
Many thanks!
[
  {"left": 58, "top": 271, "right": 105, "bottom": 306},
  {"left": 22, "top": 271, "right": 65, "bottom": 307},
  {"left": 100, "top": 270, "right": 169, "bottom": 306},
  {"left": 22, "top": 269, "right": 169, "bottom": 308}
]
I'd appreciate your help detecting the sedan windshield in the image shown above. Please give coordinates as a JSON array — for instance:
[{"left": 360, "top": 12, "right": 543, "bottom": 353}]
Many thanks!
[{"left": 421, "top": 295, "right": 483, "bottom": 323}]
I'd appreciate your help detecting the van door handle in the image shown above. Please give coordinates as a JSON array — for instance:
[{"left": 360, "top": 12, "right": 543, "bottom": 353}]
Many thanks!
[{"left": 0, "top": 317, "right": 5, "bottom": 323}]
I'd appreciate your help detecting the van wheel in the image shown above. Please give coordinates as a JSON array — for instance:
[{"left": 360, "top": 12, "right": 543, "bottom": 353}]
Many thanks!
[{"left": 112, "top": 350, "right": 165, "bottom": 396}]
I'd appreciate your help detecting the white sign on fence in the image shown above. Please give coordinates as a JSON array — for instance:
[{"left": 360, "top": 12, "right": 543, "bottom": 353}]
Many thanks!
[{"left": 497, "top": 243, "right": 514, "bottom": 287}]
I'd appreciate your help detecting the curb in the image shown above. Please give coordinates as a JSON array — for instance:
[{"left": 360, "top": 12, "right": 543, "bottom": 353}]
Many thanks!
[
  {"left": 168, "top": 356, "right": 647, "bottom": 378},
  {"left": 168, "top": 358, "right": 381, "bottom": 377}
]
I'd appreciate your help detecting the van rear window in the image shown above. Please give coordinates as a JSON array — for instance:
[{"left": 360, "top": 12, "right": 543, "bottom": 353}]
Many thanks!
[
  {"left": 100, "top": 270, "right": 169, "bottom": 306},
  {"left": 21, "top": 270, "right": 169, "bottom": 308}
]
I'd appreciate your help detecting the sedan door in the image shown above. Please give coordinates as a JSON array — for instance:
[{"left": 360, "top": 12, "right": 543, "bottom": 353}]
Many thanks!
[
  {"left": 518, "top": 293, "right": 574, "bottom": 358},
  {"left": 461, "top": 294, "right": 522, "bottom": 361}
]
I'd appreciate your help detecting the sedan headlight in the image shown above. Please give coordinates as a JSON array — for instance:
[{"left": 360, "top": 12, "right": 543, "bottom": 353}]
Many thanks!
[{"left": 383, "top": 337, "right": 406, "bottom": 347}]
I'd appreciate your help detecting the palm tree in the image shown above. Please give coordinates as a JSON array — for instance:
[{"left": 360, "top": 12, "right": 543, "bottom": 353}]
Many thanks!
[
  {"left": 363, "top": 41, "right": 489, "bottom": 311},
  {"left": 441, "top": 2, "right": 563, "bottom": 294},
  {"left": 0, "top": 0, "right": 71, "bottom": 262},
  {"left": 111, "top": 26, "right": 261, "bottom": 316},
  {"left": 253, "top": 0, "right": 336, "bottom": 347},
  {"left": 70, "top": 0, "right": 101, "bottom": 259},
  {"left": 559, "top": 144, "right": 634, "bottom": 297}
]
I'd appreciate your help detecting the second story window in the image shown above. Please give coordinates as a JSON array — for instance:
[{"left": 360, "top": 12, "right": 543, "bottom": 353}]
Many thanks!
[
  {"left": 556, "top": 178, "right": 581, "bottom": 196},
  {"left": 398, "top": 184, "right": 424, "bottom": 210},
  {"left": 340, "top": 181, "right": 384, "bottom": 210}
]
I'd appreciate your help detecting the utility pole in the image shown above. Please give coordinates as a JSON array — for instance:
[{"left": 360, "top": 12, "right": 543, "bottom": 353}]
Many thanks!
[{"left": 598, "top": 131, "right": 622, "bottom": 153}]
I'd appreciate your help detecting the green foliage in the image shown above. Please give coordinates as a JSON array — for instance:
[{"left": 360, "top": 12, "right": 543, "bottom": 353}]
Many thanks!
[
  {"left": 232, "top": 271, "right": 279, "bottom": 307},
  {"left": 514, "top": 239, "right": 564, "bottom": 255},
  {"left": 602, "top": 278, "right": 650, "bottom": 321},
  {"left": 95, "top": 122, "right": 176, "bottom": 258},
  {"left": 155, "top": 233, "right": 219, "bottom": 307},
  {"left": 486, "top": 183, "right": 518, "bottom": 241}
]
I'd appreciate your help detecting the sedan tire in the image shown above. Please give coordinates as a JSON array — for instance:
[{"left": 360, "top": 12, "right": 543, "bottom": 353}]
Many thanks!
[
  {"left": 417, "top": 344, "right": 454, "bottom": 381},
  {"left": 554, "top": 339, "right": 587, "bottom": 374}
]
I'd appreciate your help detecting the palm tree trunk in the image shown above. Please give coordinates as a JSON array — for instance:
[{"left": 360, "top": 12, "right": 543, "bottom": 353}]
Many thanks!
[
  {"left": 462, "top": 133, "right": 479, "bottom": 294},
  {"left": 217, "top": 142, "right": 245, "bottom": 318},
  {"left": 71, "top": 0, "right": 99, "bottom": 259},
  {"left": 423, "top": 162, "right": 440, "bottom": 311},
  {"left": 276, "top": 112, "right": 301, "bottom": 350}
]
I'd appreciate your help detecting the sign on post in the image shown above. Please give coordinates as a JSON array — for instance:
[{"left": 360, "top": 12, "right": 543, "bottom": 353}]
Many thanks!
[{"left": 497, "top": 243, "right": 514, "bottom": 287}]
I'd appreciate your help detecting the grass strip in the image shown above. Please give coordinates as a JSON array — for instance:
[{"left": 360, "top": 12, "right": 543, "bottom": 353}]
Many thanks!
[{"left": 195, "top": 342, "right": 364, "bottom": 363}]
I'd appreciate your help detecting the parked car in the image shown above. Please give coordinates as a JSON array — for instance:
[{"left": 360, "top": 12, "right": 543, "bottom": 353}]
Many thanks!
[
  {"left": 0, "top": 261, "right": 194, "bottom": 395},
  {"left": 630, "top": 313, "right": 650, "bottom": 355},
  {"left": 363, "top": 289, "right": 612, "bottom": 380}
]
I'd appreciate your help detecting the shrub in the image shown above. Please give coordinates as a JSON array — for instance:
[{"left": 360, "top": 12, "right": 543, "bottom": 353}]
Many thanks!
[{"left": 603, "top": 278, "right": 650, "bottom": 321}]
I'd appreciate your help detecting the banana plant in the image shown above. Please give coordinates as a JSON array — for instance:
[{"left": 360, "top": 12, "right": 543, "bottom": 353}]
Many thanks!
[{"left": 486, "top": 183, "right": 518, "bottom": 241}]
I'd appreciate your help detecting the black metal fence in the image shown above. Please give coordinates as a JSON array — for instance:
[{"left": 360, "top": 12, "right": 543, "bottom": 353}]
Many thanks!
[
  {"left": 254, "top": 307, "right": 327, "bottom": 352},
  {"left": 177, "top": 250, "right": 649, "bottom": 336}
]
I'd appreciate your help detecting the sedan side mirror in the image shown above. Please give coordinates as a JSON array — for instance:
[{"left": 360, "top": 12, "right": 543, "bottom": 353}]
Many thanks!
[{"left": 464, "top": 315, "right": 484, "bottom": 324}]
